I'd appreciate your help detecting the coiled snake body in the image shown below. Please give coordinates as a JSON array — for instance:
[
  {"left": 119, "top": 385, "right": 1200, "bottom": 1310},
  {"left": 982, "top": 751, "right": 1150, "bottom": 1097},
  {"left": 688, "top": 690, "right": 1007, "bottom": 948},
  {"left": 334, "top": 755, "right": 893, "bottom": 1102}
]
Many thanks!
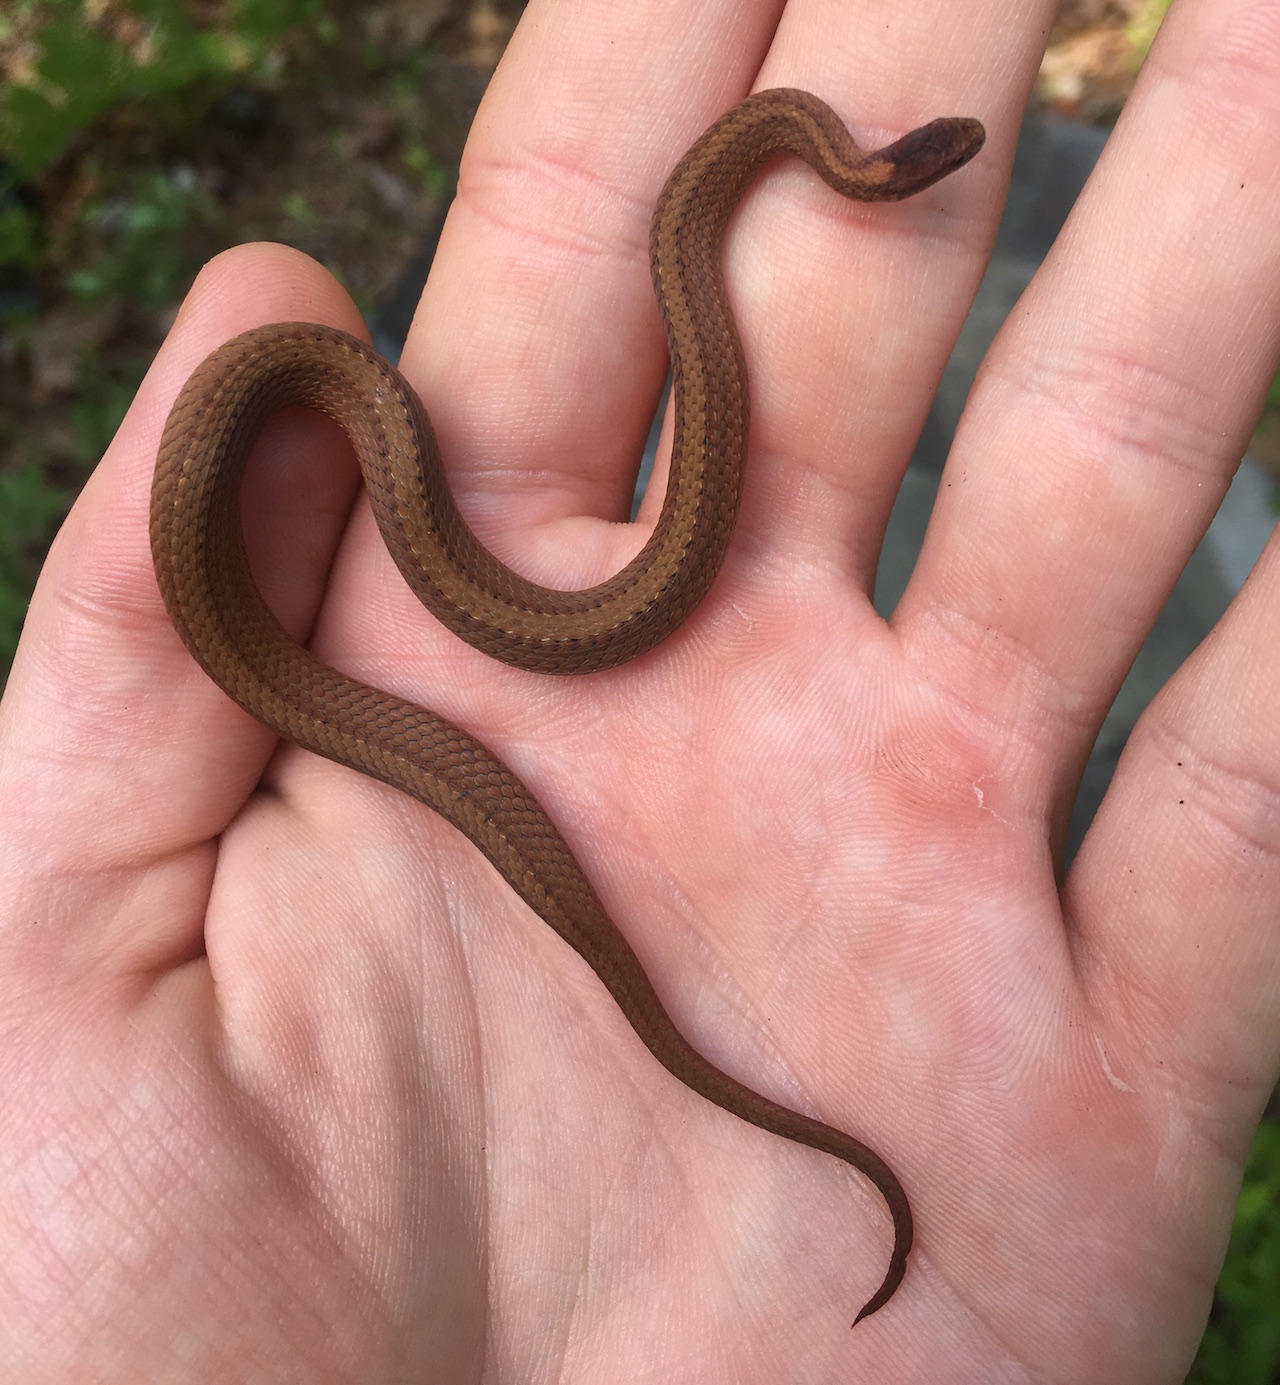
[{"left": 151, "top": 88, "right": 984, "bottom": 1323}]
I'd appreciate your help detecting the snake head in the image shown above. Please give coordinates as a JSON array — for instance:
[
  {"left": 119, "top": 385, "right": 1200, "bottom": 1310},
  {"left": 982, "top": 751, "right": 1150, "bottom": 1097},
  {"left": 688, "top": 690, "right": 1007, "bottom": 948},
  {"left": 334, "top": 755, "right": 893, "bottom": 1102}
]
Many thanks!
[{"left": 862, "top": 117, "right": 987, "bottom": 200}]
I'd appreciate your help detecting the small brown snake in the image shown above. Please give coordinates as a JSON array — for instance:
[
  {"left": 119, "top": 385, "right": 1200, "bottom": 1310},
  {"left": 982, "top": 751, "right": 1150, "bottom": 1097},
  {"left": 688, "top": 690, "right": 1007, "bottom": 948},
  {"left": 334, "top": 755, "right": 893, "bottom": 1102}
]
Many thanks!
[{"left": 151, "top": 88, "right": 984, "bottom": 1324}]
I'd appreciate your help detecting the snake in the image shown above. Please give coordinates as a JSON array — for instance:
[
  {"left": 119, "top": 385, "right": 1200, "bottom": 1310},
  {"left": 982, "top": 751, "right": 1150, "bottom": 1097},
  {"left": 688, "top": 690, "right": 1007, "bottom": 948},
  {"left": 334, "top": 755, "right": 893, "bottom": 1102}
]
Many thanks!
[{"left": 151, "top": 88, "right": 984, "bottom": 1324}]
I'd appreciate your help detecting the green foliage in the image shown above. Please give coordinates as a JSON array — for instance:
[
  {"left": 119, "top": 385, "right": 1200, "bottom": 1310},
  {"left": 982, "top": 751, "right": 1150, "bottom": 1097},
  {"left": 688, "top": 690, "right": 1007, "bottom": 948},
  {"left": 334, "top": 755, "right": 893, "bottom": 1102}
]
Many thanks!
[
  {"left": 1126, "top": 0, "right": 1173, "bottom": 64},
  {"left": 0, "top": 195, "right": 38, "bottom": 271},
  {"left": 1, "top": 0, "right": 335, "bottom": 181},
  {"left": 67, "top": 165, "right": 223, "bottom": 312},
  {"left": 1189, "top": 1121, "right": 1280, "bottom": 1384},
  {"left": 402, "top": 140, "right": 453, "bottom": 199},
  {"left": 0, "top": 461, "right": 69, "bottom": 668},
  {"left": 1, "top": 1, "right": 337, "bottom": 324},
  {"left": 66, "top": 347, "right": 151, "bottom": 464}
]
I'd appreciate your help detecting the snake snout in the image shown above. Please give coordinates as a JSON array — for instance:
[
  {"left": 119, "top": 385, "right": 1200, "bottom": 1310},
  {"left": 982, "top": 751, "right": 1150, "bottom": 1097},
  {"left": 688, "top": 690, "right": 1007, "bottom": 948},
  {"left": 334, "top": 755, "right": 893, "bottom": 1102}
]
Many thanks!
[{"left": 870, "top": 116, "right": 987, "bottom": 199}]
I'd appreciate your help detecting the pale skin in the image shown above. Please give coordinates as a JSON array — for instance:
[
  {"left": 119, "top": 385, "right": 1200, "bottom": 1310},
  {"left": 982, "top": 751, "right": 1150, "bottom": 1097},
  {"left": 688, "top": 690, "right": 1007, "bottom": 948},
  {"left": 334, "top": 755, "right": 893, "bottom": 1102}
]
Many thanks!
[{"left": 2, "top": 0, "right": 1279, "bottom": 1378}]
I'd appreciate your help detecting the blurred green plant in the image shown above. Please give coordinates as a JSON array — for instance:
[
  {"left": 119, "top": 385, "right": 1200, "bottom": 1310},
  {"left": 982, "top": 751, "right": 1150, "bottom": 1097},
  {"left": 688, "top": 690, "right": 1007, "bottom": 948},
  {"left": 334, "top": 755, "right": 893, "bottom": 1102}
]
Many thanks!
[
  {"left": 1188, "top": 1121, "right": 1280, "bottom": 1384},
  {"left": 66, "top": 347, "right": 151, "bottom": 463},
  {"left": 402, "top": 139, "right": 453, "bottom": 199},
  {"left": 0, "top": 461, "right": 69, "bottom": 660},
  {"left": 1126, "top": 0, "right": 1173, "bottom": 64},
  {"left": 0, "top": 190, "right": 38, "bottom": 272},
  {"left": 1, "top": 0, "right": 335, "bottom": 182},
  {"left": 1, "top": 0, "right": 338, "bottom": 312},
  {"left": 68, "top": 165, "right": 225, "bottom": 311}
]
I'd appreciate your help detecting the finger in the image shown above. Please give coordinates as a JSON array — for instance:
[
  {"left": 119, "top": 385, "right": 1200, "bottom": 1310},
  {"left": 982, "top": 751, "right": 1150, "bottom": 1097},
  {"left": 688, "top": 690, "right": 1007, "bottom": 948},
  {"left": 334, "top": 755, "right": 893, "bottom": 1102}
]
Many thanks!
[
  {"left": 0, "top": 245, "right": 364, "bottom": 905},
  {"left": 709, "top": 0, "right": 1040, "bottom": 590},
  {"left": 896, "top": 0, "right": 1280, "bottom": 802},
  {"left": 399, "top": 0, "right": 788, "bottom": 591},
  {"left": 1069, "top": 526, "right": 1280, "bottom": 1134}
]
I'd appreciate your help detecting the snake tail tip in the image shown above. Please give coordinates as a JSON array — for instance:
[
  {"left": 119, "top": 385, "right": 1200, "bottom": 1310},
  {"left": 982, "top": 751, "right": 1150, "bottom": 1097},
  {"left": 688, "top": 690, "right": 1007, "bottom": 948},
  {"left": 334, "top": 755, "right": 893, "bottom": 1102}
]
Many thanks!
[
  {"left": 851, "top": 1298, "right": 885, "bottom": 1329},
  {"left": 850, "top": 1253, "right": 909, "bottom": 1327}
]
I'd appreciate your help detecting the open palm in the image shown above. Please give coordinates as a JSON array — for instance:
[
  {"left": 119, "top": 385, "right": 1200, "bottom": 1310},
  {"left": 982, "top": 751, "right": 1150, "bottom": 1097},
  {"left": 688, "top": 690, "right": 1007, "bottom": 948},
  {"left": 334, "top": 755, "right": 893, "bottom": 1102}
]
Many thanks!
[{"left": 4, "top": 0, "right": 1279, "bottom": 1381}]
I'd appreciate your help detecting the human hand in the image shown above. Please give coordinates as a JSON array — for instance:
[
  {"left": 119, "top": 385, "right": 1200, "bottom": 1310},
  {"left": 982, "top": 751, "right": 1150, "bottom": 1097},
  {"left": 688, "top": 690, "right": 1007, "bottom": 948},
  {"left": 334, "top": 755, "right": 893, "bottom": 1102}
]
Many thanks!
[{"left": 3, "top": 0, "right": 1279, "bottom": 1381}]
